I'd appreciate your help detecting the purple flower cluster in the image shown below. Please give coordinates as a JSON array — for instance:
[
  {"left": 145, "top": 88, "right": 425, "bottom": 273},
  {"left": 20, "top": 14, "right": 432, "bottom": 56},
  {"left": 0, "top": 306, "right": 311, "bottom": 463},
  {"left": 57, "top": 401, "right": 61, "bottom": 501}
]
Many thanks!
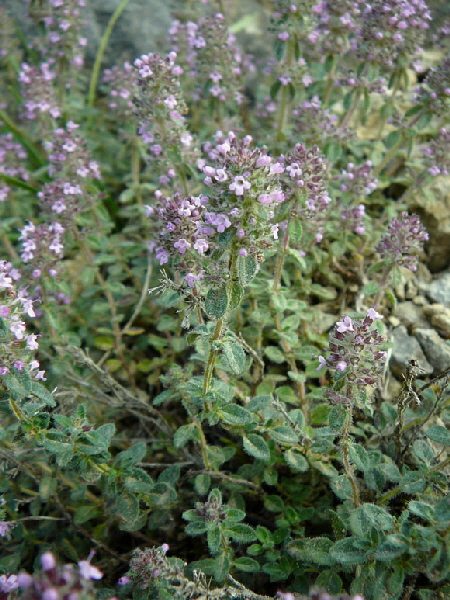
[
  {"left": 269, "top": 1, "right": 317, "bottom": 44},
  {"left": 44, "top": 121, "right": 101, "bottom": 180},
  {"left": 19, "top": 221, "right": 65, "bottom": 279},
  {"left": 340, "top": 204, "right": 365, "bottom": 235},
  {"left": 422, "top": 127, "right": 450, "bottom": 177},
  {"left": 375, "top": 211, "right": 429, "bottom": 271},
  {"left": 123, "top": 544, "right": 172, "bottom": 590},
  {"left": 338, "top": 161, "right": 378, "bottom": 197},
  {"left": 279, "top": 143, "right": 331, "bottom": 243},
  {"left": 0, "top": 134, "right": 29, "bottom": 202},
  {"left": 25, "top": 0, "right": 88, "bottom": 71},
  {"left": 0, "top": 260, "right": 45, "bottom": 379},
  {"left": 149, "top": 132, "right": 285, "bottom": 287},
  {"left": 414, "top": 55, "right": 450, "bottom": 114},
  {"left": 291, "top": 96, "right": 349, "bottom": 147},
  {"left": 132, "top": 52, "right": 198, "bottom": 185},
  {"left": 309, "top": 0, "right": 361, "bottom": 55},
  {"left": 168, "top": 13, "right": 253, "bottom": 107},
  {"left": 19, "top": 62, "right": 61, "bottom": 124},
  {"left": 101, "top": 61, "right": 135, "bottom": 117},
  {"left": 39, "top": 121, "right": 101, "bottom": 226},
  {"left": 317, "top": 308, "right": 387, "bottom": 404},
  {"left": 358, "top": 0, "right": 431, "bottom": 70},
  {"left": 9, "top": 551, "right": 103, "bottom": 600}
]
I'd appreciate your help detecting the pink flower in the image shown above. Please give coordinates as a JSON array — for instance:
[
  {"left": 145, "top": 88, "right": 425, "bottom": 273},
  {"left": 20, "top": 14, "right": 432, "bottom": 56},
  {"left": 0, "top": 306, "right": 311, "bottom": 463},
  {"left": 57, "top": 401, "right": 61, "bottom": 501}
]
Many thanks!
[
  {"left": 336, "top": 315, "right": 354, "bottom": 333},
  {"left": 229, "top": 176, "right": 251, "bottom": 196},
  {"left": 316, "top": 355, "right": 327, "bottom": 371},
  {"left": 173, "top": 238, "right": 191, "bottom": 254}
]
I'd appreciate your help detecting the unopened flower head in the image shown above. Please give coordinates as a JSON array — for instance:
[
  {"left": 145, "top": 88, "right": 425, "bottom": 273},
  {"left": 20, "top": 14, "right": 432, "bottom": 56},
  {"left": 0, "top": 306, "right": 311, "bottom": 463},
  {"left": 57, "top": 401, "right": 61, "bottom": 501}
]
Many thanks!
[
  {"left": 375, "top": 211, "right": 429, "bottom": 271},
  {"left": 125, "top": 545, "right": 178, "bottom": 590}
]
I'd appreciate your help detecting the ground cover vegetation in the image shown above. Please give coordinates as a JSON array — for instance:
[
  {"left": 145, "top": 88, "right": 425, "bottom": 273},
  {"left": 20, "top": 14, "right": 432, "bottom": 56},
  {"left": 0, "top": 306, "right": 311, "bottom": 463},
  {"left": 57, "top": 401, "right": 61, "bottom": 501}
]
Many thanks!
[{"left": 0, "top": 0, "right": 450, "bottom": 598}]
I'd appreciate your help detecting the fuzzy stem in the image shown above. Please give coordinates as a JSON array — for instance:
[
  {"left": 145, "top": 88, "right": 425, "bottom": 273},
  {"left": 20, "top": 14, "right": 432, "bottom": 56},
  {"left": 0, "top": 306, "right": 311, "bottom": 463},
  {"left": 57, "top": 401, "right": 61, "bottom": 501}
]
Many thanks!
[
  {"left": 203, "top": 316, "right": 225, "bottom": 399},
  {"left": 341, "top": 404, "right": 360, "bottom": 507}
]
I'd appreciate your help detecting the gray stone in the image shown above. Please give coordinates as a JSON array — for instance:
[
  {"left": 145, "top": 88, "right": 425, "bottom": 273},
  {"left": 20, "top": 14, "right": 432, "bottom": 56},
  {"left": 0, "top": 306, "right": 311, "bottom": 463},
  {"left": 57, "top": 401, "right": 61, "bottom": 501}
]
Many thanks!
[
  {"left": 389, "top": 326, "right": 433, "bottom": 379},
  {"left": 426, "top": 272, "right": 450, "bottom": 306},
  {"left": 393, "top": 301, "right": 428, "bottom": 331},
  {"left": 423, "top": 303, "right": 450, "bottom": 337},
  {"left": 415, "top": 327, "right": 450, "bottom": 374}
]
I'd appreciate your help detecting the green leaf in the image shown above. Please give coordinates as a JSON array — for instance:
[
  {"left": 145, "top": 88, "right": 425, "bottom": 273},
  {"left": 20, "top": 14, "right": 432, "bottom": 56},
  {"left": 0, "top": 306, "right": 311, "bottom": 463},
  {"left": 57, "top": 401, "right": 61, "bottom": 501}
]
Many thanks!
[
  {"left": 408, "top": 500, "right": 434, "bottom": 522},
  {"left": 225, "top": 523, "right": 257, "bottom": 543},
  {"left": 246, "top": 395, "right": 272, "bottom": 412},
  {"left": 330, "top": 537, "right": 369, "bottom": 565},
  {"left": 194, "top": 474, "right": 211, "bottom": 495},
  {"left": 264, "top": 346, "right": 286, "bottom": 364},
  {"left": 220, "top": 404, "right": 254, "bottom": 425},
  {"left": 348, "top": 443, "right": 371, "bottom": 471},
  {"left": 2, "top": 372, "right": 29, "bottom": 400},
  {"left": 185, "top": 521, "right": 208, "bottom": 536},
  {"left": 363, "top": 282, "right": 381, "bottom": 296},
  {"left": 243, "top": 434, "right": 270, "bottom": 461},
  {"left": 329, "top": 405, "right": 347, "bottom": 433},
  {"left": 237, "top": 254, "right": 259, "bottom": 286},
  {"left": 288, "top": 219, "right": 303, "bottom": 244},
  {"left": 205, "top": 285, "right": 228, "bottom": 319},
  {"left": 269, "top": 426, "right": 298, "bottom": 445},
  {"left": 221, "top": 341, "right": 246, "bottom": 374},
  {"left": 158, "top": 464, "right": 180, "bottom": 486},
  {"left": 350, "top": 504, "right": 393, "bottom": 538},
  {"left": 374, "top": 534, "right": 407, "bottom": 560},
  {"left": 412, "top": 439, "right": 434, "bottom": 465},
  {"left": 287, "top": 537, "right": 334, "bottom": 566},
  {"left": 233, "top": 557, "right": 260, "bottom": 572},
  {"left": 425, "top": 425, "right": 450, "bottom": 446},
  {"left": 383, "top": 129, "right": 402, "bottom": 149},
  {"left": 316, "top": 570, "right": 343, "bottom": 595},
  {"left": 74, "top": 505, "right": 100, "bottom": 525},
  {"left": 225, "top": 509, "right": 246, "bottom": 523},
  {"left": 228, "top": 282, "right": 244, "bottom": 310},
  {"left": 270, "top": 80, "right": 282, "bottom": 100},
  {"left": 264, "top": 495, "right": 284, "bottom": 513},
  {"left": 256, "top": 525, "right": 272, "bottom": 546},
  {"left": 114, "top": 441, "right": 147, "bottom": 467},
  {"left": 262, "top": 560, "right": 291, "bottom": 581},
  {"left": 115, "top": 493, "right": 139, "bottom": 524},
  {"left": 174, "top": 423, "right": 198, "bottom": 448},
  {"left": 284, "top": 449, "right": 308, "bottom": 472}
]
